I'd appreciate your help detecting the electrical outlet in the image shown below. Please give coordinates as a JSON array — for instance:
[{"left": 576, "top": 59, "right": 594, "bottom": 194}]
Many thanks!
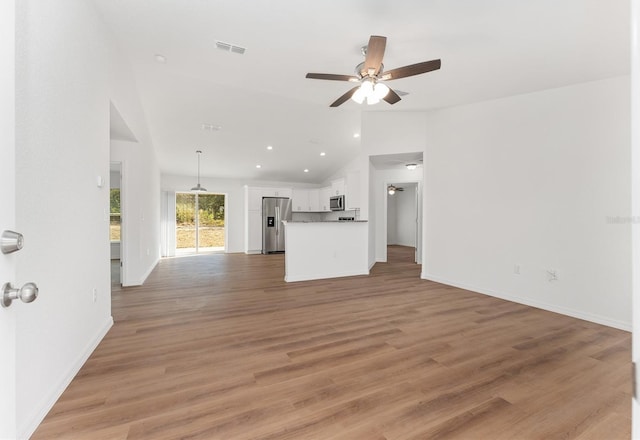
[
  {"left": 92, "top": 288, "right": 97, "bottom": 303},
  {"left": 514, "top": 264, "right": 521, "bottom": 275}
]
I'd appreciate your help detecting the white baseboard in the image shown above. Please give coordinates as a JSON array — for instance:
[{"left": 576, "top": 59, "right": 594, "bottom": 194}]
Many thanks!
[
  {"left": 421, "top": 272, "right": 631, "bottom": 332},
  {"left": 286, "top": 269, "right": 369, "bottom": 283},
  {"left": 20, "top": 316, "right": 114, "bottom": 439}
]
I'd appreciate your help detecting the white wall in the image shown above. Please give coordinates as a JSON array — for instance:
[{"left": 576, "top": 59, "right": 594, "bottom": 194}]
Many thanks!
[
  {"left": 109, "top": 169, "right": 120, "bottom": 189},
  {"left": 367, "top": 160, "right": 377, "bottom": 268},
  {"left": 357, "top": 78, "right": 630, "bottom": 330},
  {"left": 14, "top": 0, "right": 160, "bottom": 437},
  {"left": 393, "top": 184, "right": 417, "bottom": 247},
  {"left": 423, "top": 76, "right": 631, "bottom": 330},
  {"left": 111, "top": 139, "right": 161, "bottom": 285}
]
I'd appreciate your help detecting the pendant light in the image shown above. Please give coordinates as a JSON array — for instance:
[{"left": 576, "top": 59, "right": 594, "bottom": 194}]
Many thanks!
[{"left": 191, "top": 150, "right": 207, "bottom": 192}]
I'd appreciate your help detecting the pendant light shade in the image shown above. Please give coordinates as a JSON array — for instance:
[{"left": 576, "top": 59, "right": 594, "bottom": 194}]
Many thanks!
[{"left": 191, "top": 150, "right": 207, "bottom": 192}]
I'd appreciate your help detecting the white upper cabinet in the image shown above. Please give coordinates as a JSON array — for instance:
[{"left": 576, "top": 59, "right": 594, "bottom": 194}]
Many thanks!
[
  {"left": 319, "top": 187, "right": 331, "bottom": 212},
  {"left": 246, "top": 186, "right": 293, "bottom": 210},
  {"left": 308, "top": 188, "right": 320, "bottom": 212},
  {"left": 291, "top": 188, "right": 324, "bottom": 212},
  {"left": 291, "top": 188, "right": 310, "bottom": 212},
  {"left": 262, "top": 187, "right": 292, "bottom": 198},
  {"left": 330, "top": 178, "right": 345, "bottom": 196}
]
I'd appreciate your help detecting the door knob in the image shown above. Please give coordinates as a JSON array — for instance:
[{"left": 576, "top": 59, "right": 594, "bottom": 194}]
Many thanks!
[{"left": 2, "top": 282, "right": 38, "bottom": 308}]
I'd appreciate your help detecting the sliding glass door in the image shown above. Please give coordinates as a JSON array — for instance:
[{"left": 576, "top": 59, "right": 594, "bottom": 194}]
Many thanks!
[{"left": 175, "top": 192, "right": 225, "bottom": 253}]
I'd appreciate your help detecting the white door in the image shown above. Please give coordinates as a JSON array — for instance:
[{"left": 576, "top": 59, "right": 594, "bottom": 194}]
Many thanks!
[
  {"left": 632, "top": 1, "right": 640, "bottom": 437},
  {"left": 0, "top": 1, "right": 18, "bottom": 437}
]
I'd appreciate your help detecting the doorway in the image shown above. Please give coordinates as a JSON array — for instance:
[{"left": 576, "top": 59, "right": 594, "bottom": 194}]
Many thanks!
[
  {"left": 175, "top": 192, "right": 226, "bottom": 254},
  {"left": 386, "top": 182, "right": 419, "bottom": 263},
  {"left": 109, "top": 162, "right": 122, "bottom": 286}
]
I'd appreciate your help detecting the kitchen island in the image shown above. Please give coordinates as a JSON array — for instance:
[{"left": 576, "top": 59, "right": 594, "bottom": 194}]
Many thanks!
[{"left": 282, "top": 220, "right": 369, "bottom": 282}]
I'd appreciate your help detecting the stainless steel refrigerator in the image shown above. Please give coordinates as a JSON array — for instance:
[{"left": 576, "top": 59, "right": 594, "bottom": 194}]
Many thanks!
[{"left": 262, "top": 197, "right": 292, "bottom": 254}]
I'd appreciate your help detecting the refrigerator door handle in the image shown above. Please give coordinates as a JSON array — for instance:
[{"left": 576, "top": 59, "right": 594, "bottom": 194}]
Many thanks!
[{"left": 275, "top": 206, "right": 280, "bottom": 236}]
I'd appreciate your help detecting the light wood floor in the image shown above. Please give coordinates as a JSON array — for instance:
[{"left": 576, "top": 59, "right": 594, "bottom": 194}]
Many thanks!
[{"left": 33, "top": 245, "right": 631, "bottom": 439}]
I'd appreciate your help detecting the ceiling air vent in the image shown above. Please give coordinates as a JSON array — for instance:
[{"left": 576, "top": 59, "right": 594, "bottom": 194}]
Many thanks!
[{"left": 216, "top": 40, "right": 246, "bottom": 55}]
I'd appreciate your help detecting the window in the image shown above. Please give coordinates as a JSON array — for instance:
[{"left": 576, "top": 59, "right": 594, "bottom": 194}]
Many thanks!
[
  {"left": 175, "top": 192, "right": 225, "bottom": 253},
  {"left": 110, "top": 188, "right": 121, "bottom": 242}
]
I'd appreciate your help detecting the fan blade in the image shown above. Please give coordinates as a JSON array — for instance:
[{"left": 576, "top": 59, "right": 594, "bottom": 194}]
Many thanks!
[
  {"left": 306, "top": 73, "right": 360, "bottom": 82},
  {"left": 361, "top": 35, "right": 386, "bottom": 77},
  {"left": 330, "top": 87, "right": 360, "bottom": 107},
  {"left": 383, "top": 88, "right": 401, "bottom": 105},
  {"left": 380, "top": 59, "right": 441, "bottom": 81}
]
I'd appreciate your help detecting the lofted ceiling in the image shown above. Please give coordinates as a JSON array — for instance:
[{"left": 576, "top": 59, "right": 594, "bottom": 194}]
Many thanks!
[{"left": 92, "top": 0, "right": 629, "bottom": 184}]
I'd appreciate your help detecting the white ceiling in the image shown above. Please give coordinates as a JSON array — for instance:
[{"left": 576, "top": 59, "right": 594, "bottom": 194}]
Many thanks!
[
  {"left": 370, "top": 152, "right": 423, "bottom": 171},
  {"left": 92, "top": 0, "right": 629, "bottom": 184}
]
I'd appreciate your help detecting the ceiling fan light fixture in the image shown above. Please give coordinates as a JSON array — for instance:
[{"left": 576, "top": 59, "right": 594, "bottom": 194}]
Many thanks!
[
  {"left": 361, "top": 79, "right": 374, "bottom": 95},
  {"left": 351, "top": 78, "right": 388, "bottom": 105},
  {"left": 388, "top": 188, "right": 396, "bottom": 195},
  {"left": 406, "top": 163, "right": 418, "bottom": 170},
  {"left": 190, "top": 150, "right": 207, "bottom": 192},
  {"left": 373, "top": 82, "right": 389, "bottom": 100},
  {"left": 351, "top": 87, "right": 366, "bottom": 104}
]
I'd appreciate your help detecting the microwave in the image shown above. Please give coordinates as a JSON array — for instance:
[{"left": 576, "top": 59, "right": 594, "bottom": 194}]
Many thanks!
[{"left": 330, "top": 195, "right": 345, "bottom": 211}]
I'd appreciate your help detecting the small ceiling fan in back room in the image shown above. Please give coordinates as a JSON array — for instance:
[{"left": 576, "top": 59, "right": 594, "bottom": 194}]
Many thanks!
[
  {"left": 387, "top": 185, "right": 404, "bottom": 195},
  {"left": 305, "top": 35, "right": 441, "bottom": 107}
]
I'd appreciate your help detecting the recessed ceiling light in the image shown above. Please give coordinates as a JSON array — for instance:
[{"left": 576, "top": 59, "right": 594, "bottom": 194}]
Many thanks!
[
  {"left": 154, "top": 54, "right": 166, "bottom": 63},
  {"left": 353, "top": 133, "right": 360, "bottom": 138},
  {"left": 256, "top": 164, "right": 261, "bottom": 169},
  {"left": 320, "top": 152, "right": 326, "bottom": 157},
  {"left": 406, "top": 163, "right": 418, "bottom": 170},
  {"left": 267, "top": 145, "right": 273, "bottom": 150},
  {"left": 304, "top": 169, "right": 309, "bottom": 173}
]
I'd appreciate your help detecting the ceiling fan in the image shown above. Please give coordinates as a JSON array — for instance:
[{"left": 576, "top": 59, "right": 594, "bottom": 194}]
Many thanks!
[
  {"left": 387, "top": 185, "right": 404, "bottom": 195},
  {"left": 305, "top": 35, "right": 441, "bottom": 107}
]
